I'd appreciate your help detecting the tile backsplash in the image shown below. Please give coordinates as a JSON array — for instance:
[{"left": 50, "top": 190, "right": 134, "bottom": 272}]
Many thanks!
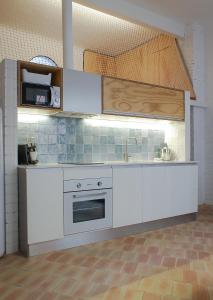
[{"left": 17, "top": 115, "right": 185, "bottom": 163}]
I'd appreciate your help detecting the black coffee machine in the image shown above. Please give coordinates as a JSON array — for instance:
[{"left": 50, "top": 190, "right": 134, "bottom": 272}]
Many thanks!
[{"left": 18, "top": 144, "right": 38, "bottom": 165}]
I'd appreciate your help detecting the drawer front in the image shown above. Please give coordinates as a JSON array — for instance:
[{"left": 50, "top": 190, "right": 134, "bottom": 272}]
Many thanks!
[{"left": 63, "top": 167, "right": 112, "bottom": 180}]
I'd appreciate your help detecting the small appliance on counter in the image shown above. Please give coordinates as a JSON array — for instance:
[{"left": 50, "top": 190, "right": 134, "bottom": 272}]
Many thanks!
[
  {"left": 161, "top": 143, "right": 172, "bottom": 161},
  {"left": 18, "top": 138, "right": 38, "bottom": 165}
]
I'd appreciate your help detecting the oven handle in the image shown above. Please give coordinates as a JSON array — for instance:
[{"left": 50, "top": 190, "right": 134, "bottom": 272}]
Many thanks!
[{"left": 72, "top": 192, "right": 107, "bottom": 199}]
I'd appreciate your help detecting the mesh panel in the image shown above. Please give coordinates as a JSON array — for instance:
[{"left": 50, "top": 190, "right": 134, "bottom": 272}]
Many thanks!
[{"left": 72, "top": 2, "right": 165, "bottom": 72}]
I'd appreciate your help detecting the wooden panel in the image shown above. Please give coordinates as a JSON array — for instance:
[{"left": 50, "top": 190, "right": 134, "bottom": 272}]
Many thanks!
[
  {"left": 103, "top": 77, "right": 184, "bottom": 120},
  {"left": 83, "top": 50, "right": 116, "bottom": 77},
  {"left": 84, "top": 35, "right": 195, "bottom": 99},
  {"left": 116, "top": 35, "right": 196, "bottom": 99}
]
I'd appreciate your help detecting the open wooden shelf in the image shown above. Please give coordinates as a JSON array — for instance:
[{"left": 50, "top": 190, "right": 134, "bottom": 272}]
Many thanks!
[{"left": 17, "top": 60, "right": 63, "bottom": 111}]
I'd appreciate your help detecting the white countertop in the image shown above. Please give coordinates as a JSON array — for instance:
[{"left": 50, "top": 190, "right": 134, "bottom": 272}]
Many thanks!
[{"left": 18, "top": 161, "right": 198, "bottom": 169}]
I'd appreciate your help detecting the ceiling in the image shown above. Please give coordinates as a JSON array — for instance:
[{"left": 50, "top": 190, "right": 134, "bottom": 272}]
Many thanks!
[
  {"left": 0, "top": 0, "right": 62, "bottom": 40},
  {"left": 0, "top": 0, "right": 163, "bottom": 56},
  {"left": 125, "top": 0, "right": 213, "bottom": 26},
  {"left": 72, "top": 3, "right": 161, "bottom": 56}
]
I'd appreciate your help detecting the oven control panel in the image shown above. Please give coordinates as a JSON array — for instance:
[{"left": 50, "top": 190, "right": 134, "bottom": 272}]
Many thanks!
[{"left": 64, "top": 177, "right": 112, "bottom": 192}]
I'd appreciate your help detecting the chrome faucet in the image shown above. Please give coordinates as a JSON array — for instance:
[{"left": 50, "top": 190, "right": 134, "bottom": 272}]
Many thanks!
[{"left": 123, "top": 137, "right": 138, "bottom": 162}]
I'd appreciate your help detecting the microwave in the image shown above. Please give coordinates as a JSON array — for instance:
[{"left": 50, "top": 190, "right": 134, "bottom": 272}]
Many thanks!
[{"left": 22, "top": 83, "right": 51, "bottom": 107}]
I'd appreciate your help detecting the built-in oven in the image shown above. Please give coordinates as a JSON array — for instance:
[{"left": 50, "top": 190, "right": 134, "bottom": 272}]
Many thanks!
[{"left": 64, "top": 177, "right": 112, "bottom": 235}]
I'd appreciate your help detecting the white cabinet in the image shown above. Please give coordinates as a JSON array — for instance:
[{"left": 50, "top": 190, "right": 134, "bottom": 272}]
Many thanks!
[
  {"left": 169, "top": 165, "right": 198, "bottom": 216},
  {"left": 141, "top": 166, "right": 172, "bottom": 222},
  {"left": 19, "top": 168, "right": 64, "bottom": 246},
  {"left": 141, "top": 165, "right": 198, "bottom": 222},
  {"left": 113, "top": 166, "right": 142, "bottom": 228},
  {"left": 63, "top": 69, "right": 101, "bottom": 114}
]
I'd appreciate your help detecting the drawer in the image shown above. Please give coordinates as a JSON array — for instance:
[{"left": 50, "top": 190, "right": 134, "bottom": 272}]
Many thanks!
[{"left": 63, "top": 166, "right": 112, "bottom": 180}]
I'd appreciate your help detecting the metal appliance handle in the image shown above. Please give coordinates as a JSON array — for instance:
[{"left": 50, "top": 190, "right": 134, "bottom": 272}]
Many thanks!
[{"left": 73, "top": 192, "right": 107, "bottom": 199}]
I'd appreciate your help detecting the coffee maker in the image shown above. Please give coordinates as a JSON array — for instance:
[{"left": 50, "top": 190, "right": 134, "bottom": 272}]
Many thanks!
[{"left": 18, "top": 139, "right": 38, "bottom": 165}]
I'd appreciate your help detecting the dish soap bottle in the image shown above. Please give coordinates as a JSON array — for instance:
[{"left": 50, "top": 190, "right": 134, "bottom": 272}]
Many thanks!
[{"left": 161, "top": 143, "right": 171, "bottom": 161}]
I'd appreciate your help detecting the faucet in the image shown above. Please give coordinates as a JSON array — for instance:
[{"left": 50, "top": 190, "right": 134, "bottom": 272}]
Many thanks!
[{"left": 124, "top": 137, "right": 138, "bottom": 162}]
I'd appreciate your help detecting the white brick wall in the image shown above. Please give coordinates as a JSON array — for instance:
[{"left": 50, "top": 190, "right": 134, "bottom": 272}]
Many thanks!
[{"left": 0, "top": 59, "right": 18, "bottom": 254}]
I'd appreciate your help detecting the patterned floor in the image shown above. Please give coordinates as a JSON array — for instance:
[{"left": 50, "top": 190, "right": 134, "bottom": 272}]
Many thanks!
[{"left": 1, "top": 205, "right": 213, "bottom": 300}]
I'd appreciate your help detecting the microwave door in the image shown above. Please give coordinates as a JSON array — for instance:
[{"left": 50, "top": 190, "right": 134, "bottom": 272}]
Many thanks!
[{"left": 22, "top": 83, "right": 51, "bottom": 106}]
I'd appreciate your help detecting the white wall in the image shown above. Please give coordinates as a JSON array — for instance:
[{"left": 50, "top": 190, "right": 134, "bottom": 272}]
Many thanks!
[
  {"left": 179, "top": 24, "right": 206, "bottom": 204},
  {"left": 0, "top": 24, "right": 63, "bottom": 66},
  {"left": 204, "top": 26, "right": 213, "bottom": 203}
]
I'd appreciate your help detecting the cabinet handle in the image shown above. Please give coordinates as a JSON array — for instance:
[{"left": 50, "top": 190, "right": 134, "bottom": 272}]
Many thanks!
[{"left": 73, "top": 192, "right": 107, "bottom": 199}]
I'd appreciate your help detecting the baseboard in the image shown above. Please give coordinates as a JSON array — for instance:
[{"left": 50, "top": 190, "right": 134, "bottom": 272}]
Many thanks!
[{"left": 26, "top": 213, "right": 196, "bottom": 257}]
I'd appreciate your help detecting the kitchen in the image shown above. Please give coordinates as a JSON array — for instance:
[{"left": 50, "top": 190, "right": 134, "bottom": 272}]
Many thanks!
[{"left": 0, "top": 0, "right": 210, "bottom": 299}]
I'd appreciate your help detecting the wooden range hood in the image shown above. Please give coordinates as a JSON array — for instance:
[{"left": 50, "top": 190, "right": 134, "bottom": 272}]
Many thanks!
[{"left": 83, "top": 34, "right": 196, "bottom": 100}]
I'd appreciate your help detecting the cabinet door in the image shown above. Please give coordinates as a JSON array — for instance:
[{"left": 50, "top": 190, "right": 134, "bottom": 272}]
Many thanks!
[
  {"left": 168, "top": 165, "right": 198, "bottom": 216},
  {"left": 141, "top": 165, "right": 198, "bottom": 223},
  {"left": 113, "top": 166, "right": 142, "bottom": 228},
  {"left": 63, "top": 69, "right": 101, "bottom": 114},
  {"left": 102, "top": 77, "right": 184, "bottom": 120},
  {"left": 141, "top": 166, "right": 172, "bottom": 222},
  {"left": 27, "top": 168, "right": 63, "bottom": 244}
]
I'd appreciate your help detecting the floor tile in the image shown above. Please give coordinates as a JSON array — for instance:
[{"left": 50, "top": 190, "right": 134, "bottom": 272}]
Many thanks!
[{"left": 2, "top": 204, "right": 213, "bottom": 299}]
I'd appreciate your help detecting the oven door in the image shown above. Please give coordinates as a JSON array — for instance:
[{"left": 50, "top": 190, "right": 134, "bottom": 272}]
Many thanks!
[{"left": 64, "top": 189, "right": 112, "bottom": 235}]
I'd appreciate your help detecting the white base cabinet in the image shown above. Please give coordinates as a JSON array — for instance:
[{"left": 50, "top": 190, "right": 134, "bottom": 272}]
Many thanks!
[
  {"left": 113, "top": 166, "right": 142, "bottom": 228},
  {"left": 141, "top": 165, "right": 198, "bottom": 222},
  {"left": 112, "top": 164, "right": 198, "bottom": 228},
  {"left": 19, "top": 168, "right": 64, "bottom": 247}
]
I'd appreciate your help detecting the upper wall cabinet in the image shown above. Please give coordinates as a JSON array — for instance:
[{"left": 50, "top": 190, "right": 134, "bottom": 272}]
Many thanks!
[
  {"left": 17, "top": 61, "right": 63, "bottom": 113},
  {"left": 63, "top": 69, "right": 101, "bottom": 114},
  {"left": 102, "top": 77, "right": 185, "bottom": 121}
]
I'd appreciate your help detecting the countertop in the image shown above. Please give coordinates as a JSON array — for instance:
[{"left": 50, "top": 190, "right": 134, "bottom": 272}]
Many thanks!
[{"left": 18, "top": 161, "right": 198, "bottom": 169}]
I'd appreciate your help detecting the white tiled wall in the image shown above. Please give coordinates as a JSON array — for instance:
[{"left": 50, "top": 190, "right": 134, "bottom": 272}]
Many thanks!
[
  {"left": 0, "top": 59, "right": 18, "bottom": 254},
  {"left": 165, "top": 121, "right": 185, "bottom": 161}
]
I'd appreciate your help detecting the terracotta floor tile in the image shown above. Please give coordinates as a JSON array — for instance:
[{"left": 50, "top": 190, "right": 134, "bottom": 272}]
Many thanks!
[
  {"left": 162, "top": 257, "right": 176, "bottom": 268},
  {"left": 104, "top": 286, "right": 123, "bottom": 300},
  {"left": 138, "top": 254, "right": 149, "bottom": 263},
  {"left": 135, "top": 238, "right": 146, "bottom": 245},
  {"left": 153, "top": 278, "right": 172, "bottom": 296},
  {"left": 183, "top": 270, "right": 198, "bottom": 283},
  {"left": 147, "top": 247, "right": 159, "bottom": 255},
  {"left": 123, "top": 262, "right": 138, "bottom": 274},
  {"left": 139, "top": 277, "right": 155, "bottom": 292},
  {"left": 142, "top": 292, "right": 162, "bottom": 300},
  {"left": 3, "top": 205, "right": 213, "bottom": 299},
  {"left": 192, "top": 284, "right": 210, "bottom": 300},
  {"left": 176, "top": 258, "right": 189, "bottom": 268},
  {"left": 124, "top": 289, "right": 144, "bottom": 300},
  {"left": 149, "top": 255, "right": 162, "bottom": 266},
  {"left": 172, "top": 282, "right": 192, "bottom": 299}
]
